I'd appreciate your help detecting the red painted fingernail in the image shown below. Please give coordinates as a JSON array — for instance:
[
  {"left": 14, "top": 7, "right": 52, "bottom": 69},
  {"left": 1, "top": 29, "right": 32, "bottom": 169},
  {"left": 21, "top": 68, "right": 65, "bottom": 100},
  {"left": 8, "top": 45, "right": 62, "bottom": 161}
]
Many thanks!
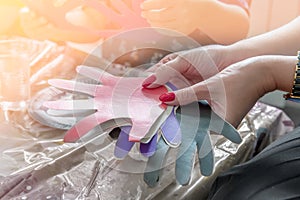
[
  {"left": 159, "top": 92, "right": 175, "bottom": 102},
  {"left": 142, "top": 75, "right": 156, "bottom": 88}
]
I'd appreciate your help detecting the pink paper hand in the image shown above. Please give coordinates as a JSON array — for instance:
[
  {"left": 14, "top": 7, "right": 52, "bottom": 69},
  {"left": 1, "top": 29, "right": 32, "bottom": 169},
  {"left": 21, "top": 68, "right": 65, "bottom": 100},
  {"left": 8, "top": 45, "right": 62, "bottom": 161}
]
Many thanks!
[{"left": 44, "top": 65, "right": 168, "bottom": 143}]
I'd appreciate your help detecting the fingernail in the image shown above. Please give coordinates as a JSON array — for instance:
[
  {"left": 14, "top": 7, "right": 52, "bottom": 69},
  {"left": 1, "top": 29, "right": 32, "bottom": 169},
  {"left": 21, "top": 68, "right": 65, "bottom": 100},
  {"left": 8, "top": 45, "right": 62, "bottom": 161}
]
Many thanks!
[
  {"left": 159, "top": 92, "right": 175, "bottom": 102},
  {"left": 142, "top": 75, "right": 156, "bottom": 88}
]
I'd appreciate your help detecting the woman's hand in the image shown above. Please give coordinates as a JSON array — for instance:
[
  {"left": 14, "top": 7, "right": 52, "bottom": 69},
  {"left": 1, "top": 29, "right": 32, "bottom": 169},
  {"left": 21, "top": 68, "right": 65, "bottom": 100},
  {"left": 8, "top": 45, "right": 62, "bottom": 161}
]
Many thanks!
[
  {"left": 144, "top": 55, "right": 296, "bottom": 127},
  {"left": 143, "top": 45, "right": 237, "bottom": 89}
]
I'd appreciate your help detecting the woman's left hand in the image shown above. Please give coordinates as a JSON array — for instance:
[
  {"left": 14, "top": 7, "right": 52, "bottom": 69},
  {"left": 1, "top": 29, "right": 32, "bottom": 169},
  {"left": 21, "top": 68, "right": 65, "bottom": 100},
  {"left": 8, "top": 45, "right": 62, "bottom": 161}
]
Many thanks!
[{"left": 152, "top": 55, "right": 296, "bottom": 127}]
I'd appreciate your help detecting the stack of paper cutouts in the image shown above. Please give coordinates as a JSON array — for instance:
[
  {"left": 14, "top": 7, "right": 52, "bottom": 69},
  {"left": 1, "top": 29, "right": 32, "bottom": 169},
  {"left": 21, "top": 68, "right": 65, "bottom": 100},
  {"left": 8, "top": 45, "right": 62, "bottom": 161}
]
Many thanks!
[{"left": 42, "top": 65, "right": 242, "bottom": 186}]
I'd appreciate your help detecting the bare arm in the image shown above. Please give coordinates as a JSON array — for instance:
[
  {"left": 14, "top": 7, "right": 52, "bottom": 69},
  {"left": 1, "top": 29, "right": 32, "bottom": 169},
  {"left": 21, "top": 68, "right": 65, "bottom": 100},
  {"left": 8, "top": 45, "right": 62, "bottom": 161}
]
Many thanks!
[
  {"left": 226, "top": 16, "right": 300, "bottom": 65},
  {"left": 156, "top": 55, "right": 297, "bottom": 127},
  {"left": 141, "top": 0, "right": 250, "bottom": 45},
  {"left": 196, "top": 0, "right": 250, "bottom": 45}
]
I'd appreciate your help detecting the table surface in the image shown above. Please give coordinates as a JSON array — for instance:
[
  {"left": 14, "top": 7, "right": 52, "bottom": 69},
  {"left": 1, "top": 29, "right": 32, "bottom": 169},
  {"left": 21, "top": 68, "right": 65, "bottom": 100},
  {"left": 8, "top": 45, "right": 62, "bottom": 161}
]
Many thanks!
[
  {"left": 0, "top": 37, "right": 295, "bottom": 199},
  {"left": 0, "top": 101, "right": 294, "bottom": 199}
]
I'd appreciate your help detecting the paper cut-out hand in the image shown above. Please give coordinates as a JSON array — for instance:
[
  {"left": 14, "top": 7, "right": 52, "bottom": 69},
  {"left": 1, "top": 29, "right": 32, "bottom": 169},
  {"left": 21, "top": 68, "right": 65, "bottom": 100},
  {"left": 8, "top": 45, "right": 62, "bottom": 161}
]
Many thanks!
[
  {"left": 144, "top": 102, "right": 242, "bottom": 187},
  {"left": 115, "top": 107, "right": 181, "bottom": 159},
  {"left": 175, "top": 102, "right": 242, "bottom": 185},
  {"left": 22, "top": 0, "right": 148, "bottom": 38},
  {"left": 44, "top": 65, "right": 168, "bottom": 143}
]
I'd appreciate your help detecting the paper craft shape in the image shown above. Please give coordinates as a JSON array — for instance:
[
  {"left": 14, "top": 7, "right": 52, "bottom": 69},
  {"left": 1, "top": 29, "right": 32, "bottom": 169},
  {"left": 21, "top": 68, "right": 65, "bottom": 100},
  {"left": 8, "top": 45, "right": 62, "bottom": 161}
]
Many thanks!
[
  {"left": 144, "top": 101, "right": 242, "bottom": 187},
  {"left": 115, "top": 107, "right": 181, "bottom": 158},
  {"left": 44, "top": 65, "right": 169, "bottom": 143},
  {"left": 41, "top": 66, "right": 242, "bottom": 187}
]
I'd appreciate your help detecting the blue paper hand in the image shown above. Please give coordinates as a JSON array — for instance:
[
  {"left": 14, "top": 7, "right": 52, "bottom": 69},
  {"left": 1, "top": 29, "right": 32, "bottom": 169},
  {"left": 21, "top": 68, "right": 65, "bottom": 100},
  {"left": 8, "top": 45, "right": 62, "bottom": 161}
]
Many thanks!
[
  {"left": 144, "top": 101, "right": 242, "bottom": 187},
  {"left": 176, "top": 102, "right": 242, "bottom": 185}
]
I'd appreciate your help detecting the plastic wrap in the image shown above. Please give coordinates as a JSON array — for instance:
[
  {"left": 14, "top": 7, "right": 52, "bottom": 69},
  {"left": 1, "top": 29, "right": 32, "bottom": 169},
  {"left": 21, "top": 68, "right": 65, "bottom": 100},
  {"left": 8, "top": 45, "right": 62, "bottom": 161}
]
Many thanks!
[
  {"left": 0, "top": 38, "right": 295, "bottom": 200},
  {"left": 0, "top": 101, "right": 293, "bottom": 200}
]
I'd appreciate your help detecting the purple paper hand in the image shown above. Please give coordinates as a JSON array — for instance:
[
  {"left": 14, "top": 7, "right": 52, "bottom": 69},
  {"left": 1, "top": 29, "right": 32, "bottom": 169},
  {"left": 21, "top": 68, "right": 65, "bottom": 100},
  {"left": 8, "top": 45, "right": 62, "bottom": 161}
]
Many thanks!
[{"left": 115, "top": 108, "right": 181, "bottom": 159}]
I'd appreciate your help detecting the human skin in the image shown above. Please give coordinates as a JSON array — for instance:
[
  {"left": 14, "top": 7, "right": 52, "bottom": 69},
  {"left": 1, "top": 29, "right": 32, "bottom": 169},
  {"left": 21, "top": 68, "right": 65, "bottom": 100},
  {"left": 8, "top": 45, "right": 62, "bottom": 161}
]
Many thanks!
[
  {"left": 141, "top": 0, "right": 250, "bottom": 44},
  {"left": 142, "top": 16, "right": 300, "bottom": 126},
  {"left": 19, "top": 6, "right": 107, "bottom": 43},
  {"left": 19, "top": 0, "right": 143, "bottom": 43},
  {"left": 19, "top": 0, "right": 250, "bottom": 45}
]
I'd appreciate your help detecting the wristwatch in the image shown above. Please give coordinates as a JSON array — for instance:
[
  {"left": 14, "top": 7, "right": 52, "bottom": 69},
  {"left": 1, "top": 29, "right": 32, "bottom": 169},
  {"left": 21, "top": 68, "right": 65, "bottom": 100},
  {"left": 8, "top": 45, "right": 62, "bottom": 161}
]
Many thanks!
[{"left": 284, "top": 51, "right": 300, "bottom": 103}]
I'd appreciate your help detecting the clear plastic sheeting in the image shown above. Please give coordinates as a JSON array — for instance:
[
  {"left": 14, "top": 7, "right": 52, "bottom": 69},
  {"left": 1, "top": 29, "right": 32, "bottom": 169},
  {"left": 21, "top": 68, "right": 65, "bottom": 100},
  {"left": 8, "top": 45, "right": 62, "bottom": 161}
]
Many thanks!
[
  {"left": 0, "top": 102, "right": 294, "bottom": 199},
  {"left": 0, "top": 38, "right": 295, "bottom": 200}
]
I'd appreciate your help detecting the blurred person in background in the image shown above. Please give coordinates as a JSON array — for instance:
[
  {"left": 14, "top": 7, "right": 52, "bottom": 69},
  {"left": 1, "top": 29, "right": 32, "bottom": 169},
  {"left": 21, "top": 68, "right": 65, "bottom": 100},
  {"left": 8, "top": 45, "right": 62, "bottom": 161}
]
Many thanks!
[
  {"left": 16, "top": 0, "right": 251, "bottom": 67},
  {"left": 142, "top": 16, "right": 300, "bottom": 199},
  {"left": 141, "top": 0, "right": 252, "bottom": 45},
  {"left": 18, "top": 0, "right": 252, "bottom": 45}
]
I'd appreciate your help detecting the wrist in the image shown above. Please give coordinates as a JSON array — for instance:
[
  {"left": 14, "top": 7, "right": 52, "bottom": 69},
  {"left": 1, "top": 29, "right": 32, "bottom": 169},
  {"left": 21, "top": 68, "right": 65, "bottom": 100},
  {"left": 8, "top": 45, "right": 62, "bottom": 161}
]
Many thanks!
[
  {"left": 216, "top": 44, "right": 247, "bottom": 70},
  {"left": 238, "top": 56, "right": 293, "bottom": 98},
  {"left": 224, "top": 42, "right": 260, "bottom": 65},
  {"left": 268, "top": 55, "right": 297, "bottom": 92},
  {"left": 239, "top": 56, "right": 275, "bottom": 97}
]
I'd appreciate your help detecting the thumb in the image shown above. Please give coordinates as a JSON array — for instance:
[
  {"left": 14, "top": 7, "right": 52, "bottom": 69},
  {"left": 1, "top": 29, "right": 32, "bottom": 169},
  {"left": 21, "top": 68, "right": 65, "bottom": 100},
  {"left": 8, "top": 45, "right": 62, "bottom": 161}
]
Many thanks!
[
  {"left": 159, "top": 83, "right": 211, "bottom": 105},
  {"left": 142, "top": 57, "right": 188, "bottom": 88}
]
